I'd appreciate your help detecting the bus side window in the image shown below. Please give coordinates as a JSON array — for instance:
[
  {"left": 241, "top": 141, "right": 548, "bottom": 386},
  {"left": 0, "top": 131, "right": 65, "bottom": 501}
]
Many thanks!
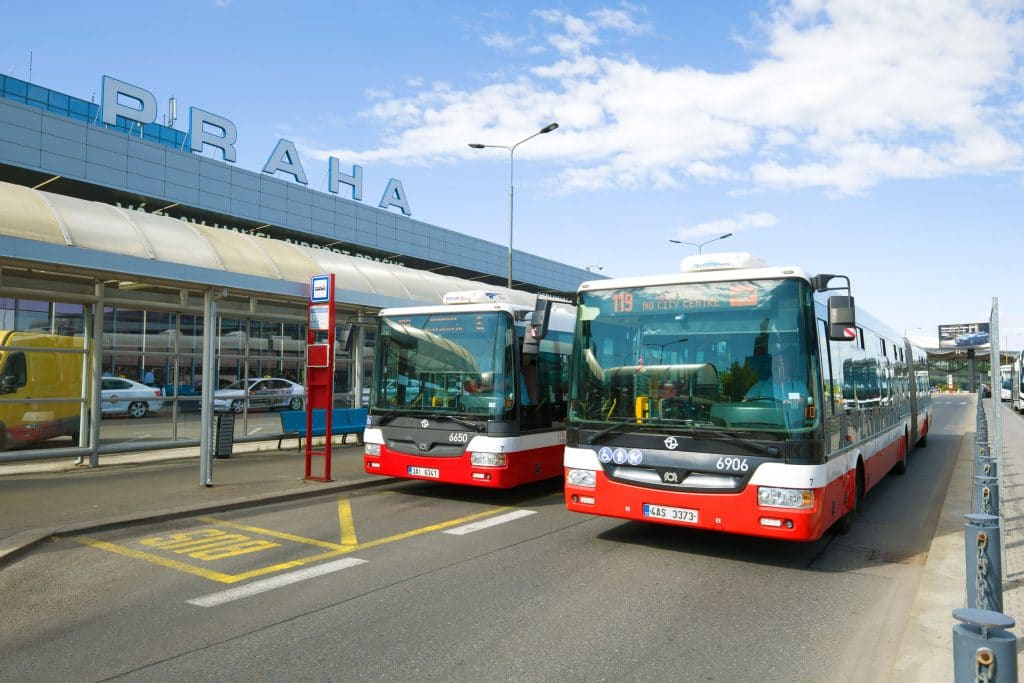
[{"left": 817, "top": 319, "right": 834, "bottom": 415}]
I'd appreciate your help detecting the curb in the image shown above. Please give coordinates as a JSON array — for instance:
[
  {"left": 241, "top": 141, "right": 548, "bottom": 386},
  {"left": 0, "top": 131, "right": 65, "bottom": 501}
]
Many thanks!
[{"left": 0, "top": 474, "right": 392, "bottom": 570}]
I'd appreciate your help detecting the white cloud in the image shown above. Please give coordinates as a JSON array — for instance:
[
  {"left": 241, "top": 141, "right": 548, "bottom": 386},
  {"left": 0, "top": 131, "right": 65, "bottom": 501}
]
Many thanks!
[
  {"left": 304, "top": 1, "right": 1024, "bottom": 196},
  {"left": 674, "top": 212, "right": 780, "bottom": 240},
  {"left": 482, "top": 31, "right": 529, "bottom": 52}
]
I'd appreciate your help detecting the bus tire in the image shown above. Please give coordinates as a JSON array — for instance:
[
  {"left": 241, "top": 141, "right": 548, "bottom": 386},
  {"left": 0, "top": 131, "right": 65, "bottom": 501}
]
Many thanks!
[
  {"left": 835, "top": 462, "right": 864, "bottom": 535},
  {"left": 893, "top": 431, "right": 908, "bottom": 475},
  {"left": 917, "top": 432, "right": 927, "bottom": 448},
  {"left": 0, "top": 423, "right": 6, "bottom": 451}
]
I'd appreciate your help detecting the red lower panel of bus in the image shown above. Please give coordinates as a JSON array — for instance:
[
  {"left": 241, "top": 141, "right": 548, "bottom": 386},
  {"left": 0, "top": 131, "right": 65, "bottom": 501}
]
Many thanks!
[
  {"left": 566, "top": 433, "right": 914, "bottom": 541},
  {"left": 564, "top": 471, "right": 848, "bottom": 541},
  {"left": 364, "top": 443, "right": 564, "bottom": 489}
]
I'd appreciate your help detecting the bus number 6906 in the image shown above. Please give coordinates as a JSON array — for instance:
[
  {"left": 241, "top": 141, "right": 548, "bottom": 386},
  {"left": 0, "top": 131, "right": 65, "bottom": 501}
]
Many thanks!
[{"left": 716, "top": 457, "right": 749, "bottom": 472}]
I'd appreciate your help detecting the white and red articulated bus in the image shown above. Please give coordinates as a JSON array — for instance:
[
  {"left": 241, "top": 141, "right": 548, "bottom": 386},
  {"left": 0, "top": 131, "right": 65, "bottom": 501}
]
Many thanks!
[
  {"left": 363, "top": 290, "right": 575, "bottom": 488},
  {"left": 563, "top": 253, "right": 932, "bottom": 541}
]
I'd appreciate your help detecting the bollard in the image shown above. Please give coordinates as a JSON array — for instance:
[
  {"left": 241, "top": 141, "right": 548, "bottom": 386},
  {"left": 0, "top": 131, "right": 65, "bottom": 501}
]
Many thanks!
[
  {"left": 964, "top": 514, "right": 1002, "bottom": 613},
  {"left": 952, "top": 608, "right": 1016, "bottom": 682},
  {"left": 973, "top": 475, "right": 999, "bottom": 517}
]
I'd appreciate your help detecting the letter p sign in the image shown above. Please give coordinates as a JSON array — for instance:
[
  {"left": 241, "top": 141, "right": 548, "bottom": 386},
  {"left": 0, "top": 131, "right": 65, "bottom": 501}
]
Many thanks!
[{"left": 101, "top": 76, "right": 157, "bottom": 127}]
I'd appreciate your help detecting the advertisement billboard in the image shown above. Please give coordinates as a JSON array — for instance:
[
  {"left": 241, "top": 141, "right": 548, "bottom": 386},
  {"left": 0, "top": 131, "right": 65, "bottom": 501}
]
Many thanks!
[{"left": 938, "top": 322, "right": 990, "bottom": 348}]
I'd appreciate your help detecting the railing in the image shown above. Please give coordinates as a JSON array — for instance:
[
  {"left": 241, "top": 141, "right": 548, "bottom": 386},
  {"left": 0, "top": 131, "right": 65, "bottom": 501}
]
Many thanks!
[{"left": 952, "top": 374, "right": 1017, "bottom": 681}]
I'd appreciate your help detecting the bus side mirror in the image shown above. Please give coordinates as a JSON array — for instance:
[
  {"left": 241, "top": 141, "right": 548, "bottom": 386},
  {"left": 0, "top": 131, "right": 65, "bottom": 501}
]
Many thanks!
[
  {"left": 828, "top": 295, "right": 857, "bottom": 341},
  {"left": 530, "top": 299, "right": 552, "bottom": 340}
]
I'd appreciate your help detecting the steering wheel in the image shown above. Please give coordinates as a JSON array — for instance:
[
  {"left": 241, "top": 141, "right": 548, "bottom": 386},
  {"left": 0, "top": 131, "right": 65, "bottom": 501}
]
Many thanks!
[{"left": 742, "top": 395, "right": 784, "bottom": 404}]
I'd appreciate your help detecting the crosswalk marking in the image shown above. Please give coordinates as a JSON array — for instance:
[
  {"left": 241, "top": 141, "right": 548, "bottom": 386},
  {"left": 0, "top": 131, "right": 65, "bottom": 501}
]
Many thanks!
[
  {"left": 443, "top": 509, "right": 537, "bottom": 536},
  {"left": 187, "top": 557, "right": 367, "bottom": 607}
]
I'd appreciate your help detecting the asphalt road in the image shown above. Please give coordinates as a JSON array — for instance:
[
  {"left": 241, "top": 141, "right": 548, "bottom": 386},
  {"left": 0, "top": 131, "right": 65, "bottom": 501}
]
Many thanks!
[{"left": 0, "top": 400, "right": 966, "bottom": 682}]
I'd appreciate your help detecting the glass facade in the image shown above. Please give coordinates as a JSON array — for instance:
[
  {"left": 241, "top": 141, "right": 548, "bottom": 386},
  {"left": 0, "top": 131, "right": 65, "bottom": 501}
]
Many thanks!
[
  {"left": 0, "top": 74, "right": 187, "bottom": 149},
  {"left": 929, "top": 351, "right": 1012, "bottom": 393},
  {"left": 0, "top": 296, "right": 374, "bottom": 454}
]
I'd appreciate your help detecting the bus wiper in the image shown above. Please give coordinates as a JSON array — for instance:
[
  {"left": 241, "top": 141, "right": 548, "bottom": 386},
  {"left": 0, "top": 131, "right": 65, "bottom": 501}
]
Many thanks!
[
  {"left": 376, "top": 410, "right": 401, "bottom": 426},
  {"left": 432, "top": 414, "right": 485, "bottom": 432},
  {"left": 682, "top": 429, "right": 781, "bottom": 457},
  {"left": 586, "top": 419, "right": 645, "bottom": 445}
]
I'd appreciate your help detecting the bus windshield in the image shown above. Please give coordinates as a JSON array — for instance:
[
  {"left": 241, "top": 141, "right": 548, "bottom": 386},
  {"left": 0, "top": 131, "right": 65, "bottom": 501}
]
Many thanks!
[
  {"left": 374, "top": 311, "right": 515, "bottom": 420},
  {"left": 569, "top": 278, "right": 821, "bottom": 437}
]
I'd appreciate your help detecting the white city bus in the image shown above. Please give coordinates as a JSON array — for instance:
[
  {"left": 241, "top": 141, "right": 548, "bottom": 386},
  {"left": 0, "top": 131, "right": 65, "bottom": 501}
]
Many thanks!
[
  {"left": 562, "top": 253, "right": 932, "bottom": 541},
  {"left": 363, "top": 291, "right": 575, "bottom": 488},
  {"left": 1001, "top": 364, "right": 1012, "bottom": 402},
  {"left": 1012, "top": 353, "right": 1024, "bottom": 412}
]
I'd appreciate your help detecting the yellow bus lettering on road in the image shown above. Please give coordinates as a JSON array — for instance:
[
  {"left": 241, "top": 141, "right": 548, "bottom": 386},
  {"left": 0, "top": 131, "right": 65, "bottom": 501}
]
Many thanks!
[
  {"left": 190, "top": 540, "right": 281, "bottom": 560},
  {"left": 139, "top": 528, "right": 281, "bottom": 560}
]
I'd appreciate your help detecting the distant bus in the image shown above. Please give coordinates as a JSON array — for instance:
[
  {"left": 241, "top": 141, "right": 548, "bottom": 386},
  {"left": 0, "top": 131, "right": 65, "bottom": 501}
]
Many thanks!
[
  {"left": 1012, "top": 353, "right": 1024, "bottom": 412},
  {"left": 363, "top": 291, "right": 575, "bottom": 488},
  {"left": 562, "top": 253, "right": 932, "bottom": 541},
  {"left": 1001, "top": 364, "right": 1012, "bottom": 402}
]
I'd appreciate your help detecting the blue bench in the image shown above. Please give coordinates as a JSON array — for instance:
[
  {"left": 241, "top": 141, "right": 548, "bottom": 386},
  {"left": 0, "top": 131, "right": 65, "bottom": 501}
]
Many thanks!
[{"left": 278, "top": 408, "right": 368, "bottom": 449}]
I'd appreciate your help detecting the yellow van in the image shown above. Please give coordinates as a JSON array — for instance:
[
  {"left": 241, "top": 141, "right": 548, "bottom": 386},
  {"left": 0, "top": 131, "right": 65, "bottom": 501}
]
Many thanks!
[{"left": 0, "top": 331, "right": 84, "bottom": 450}]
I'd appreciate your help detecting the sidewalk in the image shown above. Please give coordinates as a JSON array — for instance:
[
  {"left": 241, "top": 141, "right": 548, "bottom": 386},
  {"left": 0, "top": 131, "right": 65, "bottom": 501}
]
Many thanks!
[
  {"left": 0, "top": 435, "right": 381, "bottom": 568},
  {"left": 892, "top": 394, "right": 1023, "bottom": 680}
]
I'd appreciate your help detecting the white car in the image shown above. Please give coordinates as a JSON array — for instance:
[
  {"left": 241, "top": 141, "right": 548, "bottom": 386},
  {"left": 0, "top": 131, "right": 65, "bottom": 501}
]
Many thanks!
[
  {"left": 100, "top": 377, "right": 164, "bottom": 418},
  {"left": 214, "top": 378, "right": 305, "bottom": 413}
]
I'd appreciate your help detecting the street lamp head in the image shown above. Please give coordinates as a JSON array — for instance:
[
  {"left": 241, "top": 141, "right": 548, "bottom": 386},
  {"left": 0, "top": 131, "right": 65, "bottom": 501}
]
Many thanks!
[
  {"left": 539, "top": 122, "right": 559, "bottom": 134},
  {"left": 468, "top": 143, "right": 486, "bottom": 149},
  {"left": 720, "top": 232, "right": 733, "bottom": 239}
]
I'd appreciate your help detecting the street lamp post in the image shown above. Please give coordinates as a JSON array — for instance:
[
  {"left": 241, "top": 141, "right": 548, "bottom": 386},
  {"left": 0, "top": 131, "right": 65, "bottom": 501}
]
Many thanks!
[
  {"left": 469, "top": 122, "right": 559, "bottom": 288},
  {"left": 669, "top": 232, "right": 733, "bottom": 254}
]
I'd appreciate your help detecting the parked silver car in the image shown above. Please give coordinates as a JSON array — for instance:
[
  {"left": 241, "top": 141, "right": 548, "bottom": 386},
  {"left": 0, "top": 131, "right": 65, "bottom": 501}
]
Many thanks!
[
  {"left": 100, "top": 377, "right": 164, "bottom": 418},
  {"left": 214, "top": 378, "right": 305, "bottom": 413}
]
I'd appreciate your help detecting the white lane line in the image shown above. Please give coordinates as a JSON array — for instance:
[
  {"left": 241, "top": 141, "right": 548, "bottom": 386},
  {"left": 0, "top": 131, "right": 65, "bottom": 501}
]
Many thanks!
[
  {"left": 443, "top": 509, "right": 537, "bottom": 536},
  {"left": 187, "top": 558, "right": 367, "bottom": 607}
]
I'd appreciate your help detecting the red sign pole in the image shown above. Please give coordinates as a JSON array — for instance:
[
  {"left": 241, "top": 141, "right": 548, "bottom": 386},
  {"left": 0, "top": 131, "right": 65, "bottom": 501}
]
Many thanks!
[{"left": 305, "top": 273, "right": 336, "bottom": 481}]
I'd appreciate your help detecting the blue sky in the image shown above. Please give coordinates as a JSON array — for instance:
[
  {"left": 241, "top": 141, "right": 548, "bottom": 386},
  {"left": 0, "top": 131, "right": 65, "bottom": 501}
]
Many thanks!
[{"left": 3, "top": 1, "right": 1022, "bottom": 351}]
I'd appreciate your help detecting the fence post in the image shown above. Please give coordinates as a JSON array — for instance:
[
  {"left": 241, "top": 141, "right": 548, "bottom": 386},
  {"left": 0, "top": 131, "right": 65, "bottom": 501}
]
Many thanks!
[{"left": 964, "top": 513, "right": 1003, "bottom": 613}]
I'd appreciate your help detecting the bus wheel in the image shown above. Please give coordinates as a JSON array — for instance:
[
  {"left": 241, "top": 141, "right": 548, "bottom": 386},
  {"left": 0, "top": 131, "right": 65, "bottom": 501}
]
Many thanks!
[
  {"left": 835, "top": 465, "right": 864, "bottom": 535},
  {"left": 893, "top": 431, "right": 908, "bottom": 475},
  {"left": 0, "top": 424, "right": 6, "bottom": 451}
]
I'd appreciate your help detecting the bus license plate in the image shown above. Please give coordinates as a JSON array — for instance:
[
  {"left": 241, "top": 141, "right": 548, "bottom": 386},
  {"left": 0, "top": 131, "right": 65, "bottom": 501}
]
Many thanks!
[
  {"left": 408, "top": 466, "right": 440, "bottom": 478},
  {"left": 643, "top": 503, "right": 698, "bottom": 524}
]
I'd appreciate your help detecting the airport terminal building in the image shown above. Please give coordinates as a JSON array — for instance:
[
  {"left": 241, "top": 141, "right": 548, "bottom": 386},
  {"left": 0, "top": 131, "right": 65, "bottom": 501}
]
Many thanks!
[{"left": 0, "top": 73, "right": 593, "bottom": 461}]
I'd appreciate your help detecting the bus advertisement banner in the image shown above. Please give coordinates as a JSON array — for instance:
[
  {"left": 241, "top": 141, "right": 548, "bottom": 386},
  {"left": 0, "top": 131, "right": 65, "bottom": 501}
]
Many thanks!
[{"left": 938, "top": 322, "right": 990, "bottom": 348}]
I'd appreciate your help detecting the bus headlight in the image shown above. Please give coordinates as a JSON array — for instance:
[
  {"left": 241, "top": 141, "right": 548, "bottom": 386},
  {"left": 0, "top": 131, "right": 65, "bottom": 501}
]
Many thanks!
[
  {"left": 567, "top": 469, "right": 596, "bottom": 487},
  {"left": 471, "top": 452, "right": 507, "bottom": 467},
  {"left": 365, "top": 443, "right": 381, "bottom": 456},
  {"left": 758, "top": 487, "right": 813, "bottom": 509}
]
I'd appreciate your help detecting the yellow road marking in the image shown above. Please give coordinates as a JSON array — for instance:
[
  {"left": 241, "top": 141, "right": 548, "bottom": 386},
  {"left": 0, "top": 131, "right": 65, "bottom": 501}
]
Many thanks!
[
  {"left": 339, "top": 499, "right": 358, "bottom": 546},
  {"left": 74, "top": 504, "right": 516, "bottom": 584},
  {"left": 72, "top": 538, "right": 240, "bottom": 582},
  {"left": 195, "top": 516, "right": 346, "bottom": 550}
]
